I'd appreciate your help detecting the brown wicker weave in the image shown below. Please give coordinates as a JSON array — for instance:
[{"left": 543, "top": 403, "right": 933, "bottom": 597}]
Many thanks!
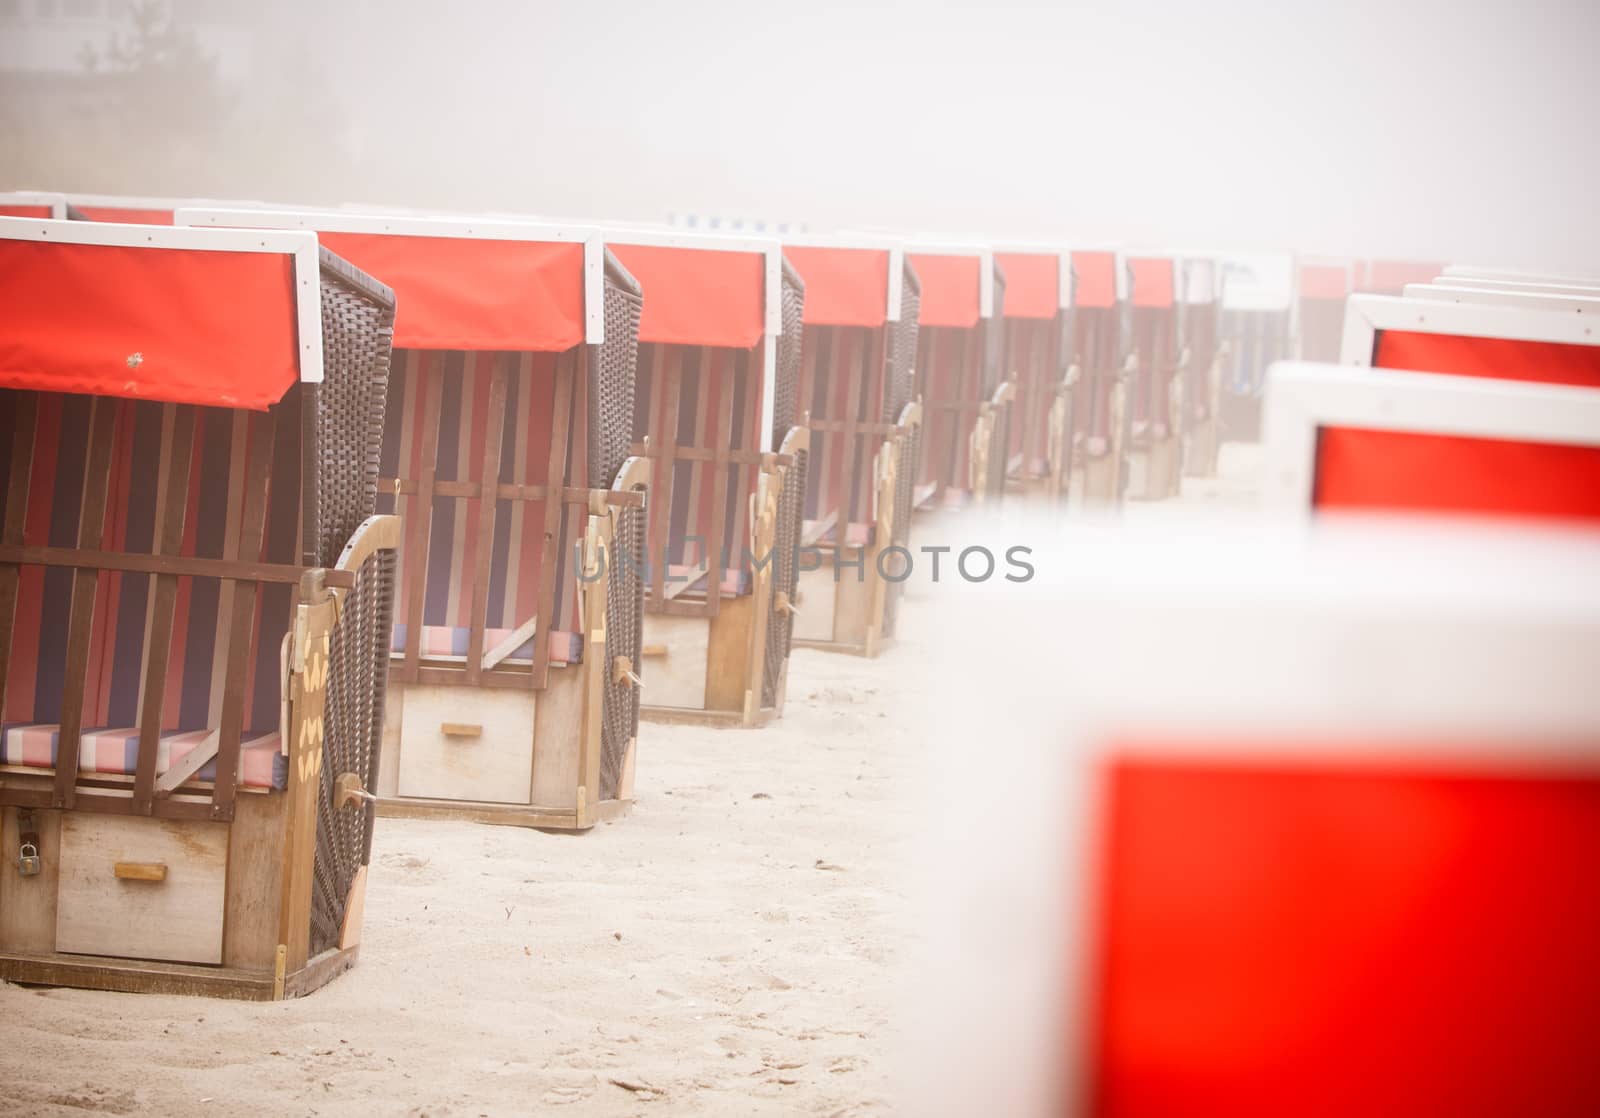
[
  {"left": 305, "top": 251, "right": 398, "bottom": 957},
  {"left": 880, "top": 259, "right": 922, "bottom": 639},
  {"left": 762, "top": 259, "right": 807, "bottom": 709},
  {"left": 597, "top": 252, "right": 646, "bottom": 801}
]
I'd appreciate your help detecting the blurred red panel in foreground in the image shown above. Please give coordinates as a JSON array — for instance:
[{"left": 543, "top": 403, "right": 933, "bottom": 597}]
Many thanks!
[{"left": 1087, "top": 756, "right": 1600, "bottom": 1118}]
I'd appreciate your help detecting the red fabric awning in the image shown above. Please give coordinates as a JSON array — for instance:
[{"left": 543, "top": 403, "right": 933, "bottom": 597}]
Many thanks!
[
  {"left": 0, "top": 238, "right": 301, "bottom": 409},
  {"left": 995, "top": 252, "right": 1059, "bottom": 320},
  {"left": 609, "top": 243, "right": 766, "bottom": 348},
  {"left": 1362, "top": 259, "right": 1444, "bottom": 295},
  {"left": 1129, "top": 257, "right": 1175, "bottom": 308},
  {"left": 0, "top": 205, "right": 53, "bottom": 218},
  {"left": 783, "top": 246, "right": 889, "bottom": 328},
  {"left": 1094, "top": 756, "right": 1600, "bottom": 1116},
  {"left": 76, "top": 206, "right": 175, "bottom": 225},
  {"left": 1298, "top": 264, "right": 1349, "bottom": 300},
  {"left": 315, "top": 232, "right": 585, "bottom": 352},
  {"left": 1314, "top": 427, "right": 1600, "bottom": 521},
  {"left": 910, "top": 253, "right": 982, "bottom": 329},
  {"left": 1073, "top": 251, "right": 1118, "bottom": 309},
  {"left": 1375, "top": 331, "right": 1600, "bottom": 389}
]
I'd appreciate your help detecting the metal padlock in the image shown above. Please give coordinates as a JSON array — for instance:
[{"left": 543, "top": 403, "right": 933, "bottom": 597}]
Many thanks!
[{"left": 17, "top": 842, "right": 41, "bottom": 877}]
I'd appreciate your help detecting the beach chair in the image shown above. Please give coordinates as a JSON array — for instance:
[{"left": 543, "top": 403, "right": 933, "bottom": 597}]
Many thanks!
[
  {"left": 1178, "top": 257, "right": 1226, "bottom": 478},
  {"left": 1067, "top": 249, "right": 1127, "bottom": 504},
  {"left": 1124, "top": 254, "right": 1185, "bottom": 500},
  {"left": 908, "top": 245, "right": 1006, "bottom": 510},
  {"left": 181, "top": 208, "right": 649, "bottom": 830},
  {"left": 0, "top": 216, "right": 397, "bottom": 998},
  {"left": 783, "top": 238, "right": 922, "bottom": 657},
  {"left": 1218, "top": 251, "right": 1293, "bottom": 442},
  {"left": 606, "top": 230, "right": 807, "bottom": 726},
  {"left": 1295, "top": 257, "right": 1354, "bottom": 363},
  {"left": 993, "top": 246, "right": 1074, "bottom": 501},
  {"left": 911, "top": 518, "right": 1600, "bottom": 1117}
]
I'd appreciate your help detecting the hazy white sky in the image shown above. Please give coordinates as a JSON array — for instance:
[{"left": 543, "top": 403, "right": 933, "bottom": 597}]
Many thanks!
[{"left": 93, "top": 0, "right": 1600, "bottom": 268}]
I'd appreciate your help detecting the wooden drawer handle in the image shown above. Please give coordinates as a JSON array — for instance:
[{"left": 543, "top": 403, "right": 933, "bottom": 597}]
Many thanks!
[
  {"left": 114, "top": 862, "right": 168, "bottom": 882},
  {"left": 441, "top": 723, "right": 482, "bottom": 739},
  {"left": 641, "top": 644, "right": 668, "bottom": 659}
]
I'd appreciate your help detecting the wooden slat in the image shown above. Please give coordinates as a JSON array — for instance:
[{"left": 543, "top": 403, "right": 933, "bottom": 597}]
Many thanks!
[
  {"left": 649, "top": 354, "right": 682, "bottom": 609},
  {"left": 379, "top": 477, "right": 644, "bottom": 509},
  {"left": 838, "top": 328, "right": 868, "bottom": 527},
  {"left": 133, "top": 404, "right": 196, "bottom": 814},
  {"left": 401, "top": 373, "right": 444, "bottom": 684},
  {"left": 705, "top": 352, "right": 738, "bottom": 621},
  {"left": 0, "top": 545, "right": 329, "bottom": 587},
  {"left": 531, "top": 354, "right": 575, "bottom": 689},
  {"left": 54, "top": 399, "right": 120, "bottom": 810},
  {"left": 0, "top": 391, "right": 38, "bottom": 721},
  {"left": 629, "top": 443, "right": 788, "bottom": 467},
  {"left": 210, "top": 410, "right": 275, "bottom": 821},
  {"left": 464, "top": 366, "right": 508, "bottom": 686}
]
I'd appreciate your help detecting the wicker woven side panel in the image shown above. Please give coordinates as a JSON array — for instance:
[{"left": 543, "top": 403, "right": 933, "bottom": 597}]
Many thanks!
[
  {"left": 982, "top": 267, "right": 1008, "bottom": 395},
  {"left": 311, "top": 251, "right": 396, "bottom": 567},
  {"left": 881, "top": 424, "right": 917, "bottom": 639},
  {"left": 307, "top": 249, "right": 396, "bottom": 957},
  {"left": 590, "top": 253, "right": 643, "bottom": 487},
  {"left": 761, "top": 445, "right": 806, "bottom": 709},
  {"left": 883, "top": 264, "right": 923, "bottom": 424},
  {"left": 310, "top": 547, "right": 396, "bottom": 957},
  {"left": 773, "top": 261, "right": 806, "bottom": 448},
  {"left": 600, "top": 499, "right": 644, "bottom": 801}
]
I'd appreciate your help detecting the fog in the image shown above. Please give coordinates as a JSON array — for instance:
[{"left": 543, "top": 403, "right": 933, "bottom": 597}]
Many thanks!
[{"left": 4, "top": 0, "right": 1597, "bottom": 269}]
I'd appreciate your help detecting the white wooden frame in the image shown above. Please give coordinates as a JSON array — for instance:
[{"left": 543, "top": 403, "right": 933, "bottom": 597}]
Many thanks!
[
  {"left": 1423, "top": 276, "right": 1600, "bottom": 298},
  {"left": 179, "top": 207, "right": 606, "bottom": 348},
  {"left": 3, "top": 216, "right": 324, "bottom": 383},
  {"left": 910, "top": 515, "right": 1600, "bottom": 1117},
  {"left": 1443, "top": 264, "right": 1600, "bottom": 287},
  {"left": 1403, "top": 283, "right": 1600, "bottom": 313},
  {"left": 1262, "top": 362, "right": 1600, "bottom": 514},
  {"left": 0, "top": 192, "right": 68, "bottom": 220},
  {"left": 1340, "top": 294, "right": 1600, "bottom": 365}
]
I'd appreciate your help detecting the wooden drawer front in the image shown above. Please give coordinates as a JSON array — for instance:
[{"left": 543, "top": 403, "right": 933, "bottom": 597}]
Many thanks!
[
  {"left": 640, "top": 614, "right": 710, "bottom": 709},
  {"left": 397, "top": 685, "right": 535, "bottom": 804},
  {"left": 56, "top": 815, "right": 228, "bottom": 965},
  {"left": 792, "top": 567, "right": 837, "bottom": 644}
]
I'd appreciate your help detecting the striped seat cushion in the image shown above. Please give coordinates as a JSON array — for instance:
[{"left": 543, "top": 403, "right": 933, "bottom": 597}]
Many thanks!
[
  {"left": 1, "top": 724, "right": 286, "bottom": 791},
  {"left": 390, "top": 623, "right": 582, "bottom": 665},
  {"left": 663, "top": 564, "right": 750, "bottom": 598}
]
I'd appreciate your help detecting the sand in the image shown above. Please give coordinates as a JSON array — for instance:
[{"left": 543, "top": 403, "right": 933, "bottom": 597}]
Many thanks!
[{"left": 0, "top": 447, "right": 1259, "bottom": 1117}]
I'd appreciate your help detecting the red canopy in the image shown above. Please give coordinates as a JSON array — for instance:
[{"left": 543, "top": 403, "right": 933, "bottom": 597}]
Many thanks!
[
  {"left": 316, "top": 232, "right": 585, "bottom": 352},
  {"left": 1315, "top": 428, "right": 1600, "bottom": 522},
  {"left": 783, "top": 246, "right": 889, "bottom": 328},
  {"left": 910, "top": 253, "right": 982, "bottom": 329},
  {"left": 609, "top": 243, "right": 766, "bottom": 348},
  {"left": 0, "top": 237, "right": 301, "bottom": 409},
  {"left": 1375, "top": 332, "right": 1600, "bottom": 390},
  {"left": 76, "top": 205, "right": 175, "bottom": 225},
  {"left": 1298, "top": 263, "right": 1349, "bottom": 300},
  {"left": 1073, "top": 251, "right": 1118, "bottom": 309},
  {"left": 0, "top": 204, "right": 53, "bottom": 219},
  {"left": 995, "top": 252, "right": 1059, "bottom": 320},
  {"left": 1129, "top": 257, "right": 1175, "bottom": 309}
]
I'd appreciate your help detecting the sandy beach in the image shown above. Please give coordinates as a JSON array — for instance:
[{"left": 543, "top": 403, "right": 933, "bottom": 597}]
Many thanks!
[{"left": 0, "top": 449, "right": 1258, "bottom": 1118}]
